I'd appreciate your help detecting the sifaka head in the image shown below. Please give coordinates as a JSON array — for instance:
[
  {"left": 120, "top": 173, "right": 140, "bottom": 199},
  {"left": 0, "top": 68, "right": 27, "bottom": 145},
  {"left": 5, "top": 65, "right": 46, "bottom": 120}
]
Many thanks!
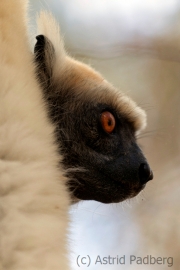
[{"left": 34, "top": 12, "right": 153, "bottom": 204}]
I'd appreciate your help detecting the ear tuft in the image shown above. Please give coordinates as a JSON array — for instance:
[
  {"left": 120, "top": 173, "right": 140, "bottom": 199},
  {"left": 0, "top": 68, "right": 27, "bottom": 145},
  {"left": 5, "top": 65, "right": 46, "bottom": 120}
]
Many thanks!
[
  {"left": 36, "top": 34, "right": 45, "bottom": 46},
  {"left": 34, "top": 35, "right": 45, "bottom": 62},
  {"left": 37, "top": 11, "right": 66, "bottom": 63},
  {"left": 34, "top": 34, "right": 56, "bottom": 88}
]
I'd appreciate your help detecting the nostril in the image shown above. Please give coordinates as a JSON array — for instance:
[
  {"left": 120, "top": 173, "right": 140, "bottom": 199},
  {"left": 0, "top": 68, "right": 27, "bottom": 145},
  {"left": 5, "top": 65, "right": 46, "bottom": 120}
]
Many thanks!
[{"left": 139, "top": 163, "right": 153, "bottom": 184}]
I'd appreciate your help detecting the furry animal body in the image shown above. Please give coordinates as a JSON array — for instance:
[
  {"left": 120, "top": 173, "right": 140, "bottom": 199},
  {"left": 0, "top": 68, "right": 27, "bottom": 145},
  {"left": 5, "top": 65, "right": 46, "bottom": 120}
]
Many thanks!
[
  {"left": 0, "top": 1, "right": 153, "bottom": 269},
  {"left": 0, "top": 1, "right": 69, "bottom": 269}
]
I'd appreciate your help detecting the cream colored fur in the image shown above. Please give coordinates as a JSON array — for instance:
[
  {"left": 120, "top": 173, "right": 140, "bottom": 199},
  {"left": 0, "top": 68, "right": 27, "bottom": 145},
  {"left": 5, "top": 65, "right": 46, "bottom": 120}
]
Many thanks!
[
  {"left": 37, "top": 12, "right": 146, "bottom": 135},
  {"left": 0, "top": 1, "right": 148, "bottom": 269},
  {"left": 0, "top": 1, "right": 70, "bottom": 269}
]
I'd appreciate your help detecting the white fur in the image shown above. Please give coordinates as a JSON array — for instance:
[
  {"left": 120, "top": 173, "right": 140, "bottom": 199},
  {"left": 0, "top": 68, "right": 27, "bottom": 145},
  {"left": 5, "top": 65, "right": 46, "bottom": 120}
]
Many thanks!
[
  {"left": 37, "top": 11, "right": 66, "bottom": 73},
  {"left": 0, "top": 1, "right": 70, "bottom": 269},
  {"left": 0, "top": 2, "right": 148, "bottom": 268}
]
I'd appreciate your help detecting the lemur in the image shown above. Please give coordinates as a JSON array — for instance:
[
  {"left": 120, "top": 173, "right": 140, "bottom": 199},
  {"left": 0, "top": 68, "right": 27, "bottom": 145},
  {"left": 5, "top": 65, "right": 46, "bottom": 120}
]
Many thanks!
[{"left": 0, "top": 2, "right": 153, "bottom": 269}]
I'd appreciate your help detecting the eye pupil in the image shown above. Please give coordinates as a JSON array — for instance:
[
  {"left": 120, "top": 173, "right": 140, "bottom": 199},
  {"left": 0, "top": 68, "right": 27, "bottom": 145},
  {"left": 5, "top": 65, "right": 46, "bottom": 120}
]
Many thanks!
[
  {"left": 108, "top": 120, "right": 112, "bottom": 126},
  {"left": 100, "top": 111, "right": 116, "bottom": 133}
]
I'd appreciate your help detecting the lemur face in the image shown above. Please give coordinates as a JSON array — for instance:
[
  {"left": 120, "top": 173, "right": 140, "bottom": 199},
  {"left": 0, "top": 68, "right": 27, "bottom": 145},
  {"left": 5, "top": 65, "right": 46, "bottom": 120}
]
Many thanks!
[{"left": 34, "top": 32, "right": 153, "bottom": 204}]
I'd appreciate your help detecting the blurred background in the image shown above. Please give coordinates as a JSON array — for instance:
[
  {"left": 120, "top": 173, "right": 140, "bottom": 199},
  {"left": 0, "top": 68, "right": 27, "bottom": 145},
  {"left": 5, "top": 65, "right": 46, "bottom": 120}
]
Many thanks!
[{"left": 30, "top": 1, "right": 180, "bottom": 269}]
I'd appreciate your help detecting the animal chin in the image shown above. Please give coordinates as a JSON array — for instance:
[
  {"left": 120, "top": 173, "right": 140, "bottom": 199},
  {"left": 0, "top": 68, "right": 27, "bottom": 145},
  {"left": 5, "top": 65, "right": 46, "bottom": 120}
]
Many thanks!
[{"left": 67, "top": 174, "right": 145, "bottom": 204}]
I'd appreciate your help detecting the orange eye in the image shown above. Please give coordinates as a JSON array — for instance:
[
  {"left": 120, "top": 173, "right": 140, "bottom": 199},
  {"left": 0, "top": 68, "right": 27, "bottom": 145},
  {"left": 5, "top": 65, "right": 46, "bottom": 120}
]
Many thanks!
[{"left": 100, "top": 111, "right": 116, "bottom": 133}]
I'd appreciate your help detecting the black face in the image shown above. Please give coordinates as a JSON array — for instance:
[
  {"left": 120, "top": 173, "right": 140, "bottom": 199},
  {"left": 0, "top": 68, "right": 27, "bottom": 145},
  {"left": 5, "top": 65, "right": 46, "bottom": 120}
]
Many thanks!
[
  {"left": 47, "top": 91, "right": 153, "bottom": 203},
  {"left": 34, "top": 35, "right": 153, "bottom": 204}
]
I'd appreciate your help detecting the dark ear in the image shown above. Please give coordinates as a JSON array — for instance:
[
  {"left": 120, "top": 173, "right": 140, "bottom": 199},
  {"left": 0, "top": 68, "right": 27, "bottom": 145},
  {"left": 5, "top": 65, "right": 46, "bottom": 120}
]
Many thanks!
[{"left": 34, "top": 35, "right": 55, "bottom": 88}]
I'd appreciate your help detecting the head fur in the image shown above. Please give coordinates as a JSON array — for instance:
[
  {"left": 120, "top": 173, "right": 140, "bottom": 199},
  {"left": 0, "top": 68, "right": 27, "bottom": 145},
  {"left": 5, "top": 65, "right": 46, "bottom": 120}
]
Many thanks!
[{"left": 34, "top": 12, "right": 153, "bottom": 204}]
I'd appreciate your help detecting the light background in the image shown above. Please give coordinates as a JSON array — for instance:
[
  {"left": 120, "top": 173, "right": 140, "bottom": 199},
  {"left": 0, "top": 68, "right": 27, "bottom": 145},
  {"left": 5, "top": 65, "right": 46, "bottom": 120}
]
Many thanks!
[{"left": 30, "top": 1, "right": 180, "bottom": 269}]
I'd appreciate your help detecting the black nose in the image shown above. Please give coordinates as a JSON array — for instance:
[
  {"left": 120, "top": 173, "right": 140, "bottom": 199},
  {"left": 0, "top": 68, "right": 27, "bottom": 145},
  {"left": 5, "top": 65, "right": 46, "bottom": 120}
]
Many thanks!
[{"left": 139, "top": 163, "right": 153, "bottom": 184}]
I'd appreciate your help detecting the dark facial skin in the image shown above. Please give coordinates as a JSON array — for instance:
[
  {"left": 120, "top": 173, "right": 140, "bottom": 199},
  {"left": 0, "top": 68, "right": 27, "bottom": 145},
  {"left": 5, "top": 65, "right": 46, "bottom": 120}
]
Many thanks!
[{"left": 34, "top": 35, "right": 153, "bottom": 204}]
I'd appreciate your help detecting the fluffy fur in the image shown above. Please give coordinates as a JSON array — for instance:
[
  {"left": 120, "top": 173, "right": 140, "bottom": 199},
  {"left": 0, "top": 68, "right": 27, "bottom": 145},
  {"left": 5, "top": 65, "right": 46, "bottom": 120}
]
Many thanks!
[
  {"left": 0, "top": 1, "right": 69, "bottom": 269},
  {"left": 0, "top": 2, "right": 152, "bottom": 269}
]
